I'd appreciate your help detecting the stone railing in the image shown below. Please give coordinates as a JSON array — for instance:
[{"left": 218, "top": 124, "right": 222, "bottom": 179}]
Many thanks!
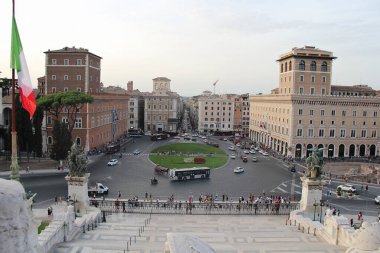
[
  {"left": 91, "top": 198, "right": 300, "bottom": 215},
  {"left": 288, "top": 209, "right": 380, "bottom": 252},
  {"left": 37, "top": 206, "right": 101, "bottom": 253}
]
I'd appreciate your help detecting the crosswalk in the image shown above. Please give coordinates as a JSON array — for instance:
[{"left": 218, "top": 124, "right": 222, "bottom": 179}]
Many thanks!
[
  {"left": 271, "top": 181, "right": 368, "bottom": 201},
  {"left": 273, "top": 182, "right": 302, "bottom": 195}
]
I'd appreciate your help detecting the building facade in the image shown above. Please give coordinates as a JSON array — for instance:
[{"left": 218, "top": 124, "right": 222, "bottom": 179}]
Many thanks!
[
  {"left": 144, "top": 77, "right": 180, "bottom": 133},
  {"left": 233, "top": 94, "right": 250, "bottom": 137},
  {"left": 197, "top": 94, "right": 235, "bottom": 133},
  {"left": 249, "top": 46, "right": 380, "bottom": 158},
  {"left": 43, "top": 47, "right": 129, "bottom": 152},
  {"left": 103, "top": 81, "right": 145, "bottom": 132}
]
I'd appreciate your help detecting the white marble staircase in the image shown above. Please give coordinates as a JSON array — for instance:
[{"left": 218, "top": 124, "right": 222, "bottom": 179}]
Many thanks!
[{"left": 52, "top": 213, "right": 347, "bottom": 253}]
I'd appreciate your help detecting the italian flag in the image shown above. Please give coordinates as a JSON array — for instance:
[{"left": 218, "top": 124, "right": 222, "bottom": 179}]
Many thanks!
[{"left": 10, "top": 17, "right": 36, "bottom": 119}]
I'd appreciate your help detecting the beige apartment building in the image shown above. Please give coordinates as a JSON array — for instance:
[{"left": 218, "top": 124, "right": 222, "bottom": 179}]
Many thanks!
[
  {"left": 144, "top": 77, "right": 180, "bottom": 133},
  {"left": 249, "top": 46, "right": 380, "bottom": 158},
  {"left": 197, "top": 94, "right": 235, "bottom": 133}
]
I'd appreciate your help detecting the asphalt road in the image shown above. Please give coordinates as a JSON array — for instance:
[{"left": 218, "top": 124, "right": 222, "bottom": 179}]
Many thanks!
[{"left": 10, "top": 135, "right": 380, "bottom": 216}]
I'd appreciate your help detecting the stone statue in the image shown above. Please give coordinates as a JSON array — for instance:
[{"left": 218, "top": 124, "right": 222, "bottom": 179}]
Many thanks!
[
  {"left": 0, "top": 179, "right": 38, "bottom": 253},
  {"left": 305, "top": 148, "right": 324, "bottom": 179},
  {"left": 67, "top": 143, "right": 87, "bottom": 177}
]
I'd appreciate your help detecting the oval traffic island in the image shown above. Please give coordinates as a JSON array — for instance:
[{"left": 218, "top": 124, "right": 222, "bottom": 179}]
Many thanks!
[{"left": 149, "top": 143, "right": 228, "bottom": 169}]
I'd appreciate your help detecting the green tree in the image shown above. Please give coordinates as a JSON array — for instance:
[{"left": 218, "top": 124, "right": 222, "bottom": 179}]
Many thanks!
[
  {"left": 37, "top": 91, "right": 93, "bottom": 161},
  {"left": 50, "top": 121, "right": 72, "bottom": 161},
  {"left": 15, "top": 94, "right": 33, "bottom": 161},
  {"left": 32, "top": 98, "right": 44, "bottom": 158},
  {"left": 37, "top": 91, "right": 93, "bottom": 133}
]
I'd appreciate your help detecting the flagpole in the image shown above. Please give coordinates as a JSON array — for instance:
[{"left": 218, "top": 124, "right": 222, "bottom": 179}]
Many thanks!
[{"left": 10, "top": 0, "right": 20, "bottom": 181}]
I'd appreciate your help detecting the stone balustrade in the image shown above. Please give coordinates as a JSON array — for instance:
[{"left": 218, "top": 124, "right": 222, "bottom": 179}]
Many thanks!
[
  {"left": 37, "top": 206, "right": 101, "bottom": 253},
  {"left": 289, "top": 209, "right": 380, "bottom": 252}
]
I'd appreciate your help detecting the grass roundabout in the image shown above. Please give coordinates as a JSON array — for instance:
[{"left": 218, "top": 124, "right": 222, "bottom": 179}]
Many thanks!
[{"left": 149, "top": 143, "right": 228, "bottom": 169}]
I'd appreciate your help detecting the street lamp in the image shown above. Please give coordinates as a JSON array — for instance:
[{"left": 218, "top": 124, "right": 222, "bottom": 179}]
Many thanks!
[
  {"left": 319, "top": 200, "right": 325, "bottom": 223},
  {"left": 313, "top": 200, "right": 318, "bottom": 221}
]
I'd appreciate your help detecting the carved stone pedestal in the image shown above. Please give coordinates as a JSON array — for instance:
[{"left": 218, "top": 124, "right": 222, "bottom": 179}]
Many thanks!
[
  {"left": 299, "top": 177, "right": 324, "bottom": 212},
  {"left": 65, "top": 173, "right": 90, "bottom": 214}
]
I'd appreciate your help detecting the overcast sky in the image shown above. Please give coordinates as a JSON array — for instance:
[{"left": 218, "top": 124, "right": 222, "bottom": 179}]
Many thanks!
[{"left": 0, "top": 0, "right": 379, "bottom": 96}]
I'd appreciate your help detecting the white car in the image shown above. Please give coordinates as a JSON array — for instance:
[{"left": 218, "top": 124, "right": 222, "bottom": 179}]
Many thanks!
[
  {"left": 234, "top": 167, "right": 245, "bottom": 173},
  {"left": 249, "top": 150, "right": 256, "bottom": 154},
  {"left": 223, "top": 138, "right": 228, "bottom": 141},
  {"left": 255, "top": 147, "right": 260, "bottom": 151},
  {"left": 107, "top": 159, "right": 119, "bottom": 166},
  {"left": 228, "top": 146, "right": 236, "bottom": 151},
  {"left": 230, "top": 154, "right": 236, "bottom": 159},
  {"left": 262, "top": 152, "right": 269, "bottom": 156},
  {"left": 337, "top": 184, "right": 356, "bottom": 193},
  {"left": 133, "top": 150, "right": 141, "bottom": 155},
  {"left": 243, "top": 150, "right": 250, "bottom": 154},
  {"left": 236, "top": 143, "right": 241, "bottom": 147},
  {"left": 375, "top": 196, "right": 380, "bottom": 204},
  {"left": 252, "top": 156, "right": 258, "bottom": 162}
]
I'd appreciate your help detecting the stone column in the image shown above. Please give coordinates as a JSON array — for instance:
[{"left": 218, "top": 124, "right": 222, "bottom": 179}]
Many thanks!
[
  {"left": 65, "top": 173, "right": 90, "bottom": 214},
  {"left": 299, "top": 177, "right": 324, "bottom": 212}
]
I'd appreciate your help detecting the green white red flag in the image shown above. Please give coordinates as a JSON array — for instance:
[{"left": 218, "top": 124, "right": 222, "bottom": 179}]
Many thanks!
[{"left": 10, "top": 16, "right": 36, "bottom": 119}]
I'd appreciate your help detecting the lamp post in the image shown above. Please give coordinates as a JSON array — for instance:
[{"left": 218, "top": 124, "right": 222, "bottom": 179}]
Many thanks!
[
  {"left": 319, "top": 200, "right": 325, "bottom": 223},
  {"left": 313, "top": 200, "right": 318, "bottom": 221}
]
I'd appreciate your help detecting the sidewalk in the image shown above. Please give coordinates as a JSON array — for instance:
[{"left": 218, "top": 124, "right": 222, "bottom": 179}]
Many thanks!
[{"left": 0, "top": 153, "right": 104, "bottom": 177}]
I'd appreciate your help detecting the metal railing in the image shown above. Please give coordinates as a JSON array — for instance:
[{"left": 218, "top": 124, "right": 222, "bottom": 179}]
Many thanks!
[{"left": 90, "top": 199, "right": 299, "bottom": 215}]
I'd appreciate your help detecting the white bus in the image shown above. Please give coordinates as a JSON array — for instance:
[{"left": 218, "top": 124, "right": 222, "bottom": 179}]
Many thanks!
[{"left": 169, "top": 167, "right": 211, "bottom": 181}]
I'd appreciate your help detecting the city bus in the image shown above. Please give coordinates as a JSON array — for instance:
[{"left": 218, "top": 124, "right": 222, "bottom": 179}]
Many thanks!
[{"left": 168, "top": 167, "right": 211, "bottom": 181}]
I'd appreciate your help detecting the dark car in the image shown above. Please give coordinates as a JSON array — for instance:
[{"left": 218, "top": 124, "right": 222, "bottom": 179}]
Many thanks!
[{"left": 289, "top": 165, "right": 296, "bottom": 172}]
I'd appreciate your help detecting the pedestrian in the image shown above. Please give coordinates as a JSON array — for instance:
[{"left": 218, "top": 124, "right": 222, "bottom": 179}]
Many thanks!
[
  {"left": 337, "top": 209, "right": 340, "bottom": 216},
  {"left": 145, "top": 192, "right": 148, "bottom": 199},
  {"left": 26, "top": 166, "right": 30, "bottom": 173},
  {"left": 378, "top": 212, "right": 380, "bottom": 222},
  {"left": 118, "top": 191, "right": 121, "bottom": 198},
  {"left": 358, "top": 211, "right": 362, "bottom": 221},
  {"left": 350, "top": 218, "right": 354, "bottom": 227},
  {"left": 122, "top": 202, "right": 126, "bottom": 213},
  {"left": 366, "top": 185, "right": 369, "bottom": 191},
  {"left": 55, "top": 196, "right": 58, "bottom": 205},
  {"left": 361, "top": 185, "right": 364, "bottom": 190}
]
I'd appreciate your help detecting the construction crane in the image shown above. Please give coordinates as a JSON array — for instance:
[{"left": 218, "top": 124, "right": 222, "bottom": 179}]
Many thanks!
[{"left": 213, "top": 80, "right": 218, "bottom": 95}]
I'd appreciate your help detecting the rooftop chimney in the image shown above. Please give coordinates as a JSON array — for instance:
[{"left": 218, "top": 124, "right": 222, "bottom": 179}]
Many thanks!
[{"left": 127, "top": 81, "right": 133, "bottom": 91}]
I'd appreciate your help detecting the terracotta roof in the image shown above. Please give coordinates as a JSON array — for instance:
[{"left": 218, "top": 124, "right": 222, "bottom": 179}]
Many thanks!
[
  {"left": 44, "top": 46, "right": 102, "bottom": 59},
  {"left": 331, "top": 85, "right": 375, "bottom": 92}
]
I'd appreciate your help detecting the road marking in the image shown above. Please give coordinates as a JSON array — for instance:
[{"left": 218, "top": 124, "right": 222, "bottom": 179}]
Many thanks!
[
  {"left": 34, "top": 198, "right": 54, "bottom": 207},
  {"left": 277, "top": 187, "right": 287, "bottom": 193},
  {"left": 290, "top": 173, "right": 296, "bottom": 200}
]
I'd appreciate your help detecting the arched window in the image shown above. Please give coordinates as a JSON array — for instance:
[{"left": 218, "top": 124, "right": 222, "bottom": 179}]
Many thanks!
[
  {"left": 299, "top": 60, "right": 305, "bottom": 71},
  {"left": 321, "top": 61, "right": 328, "bottom": 72},
  {"left": 289, "top": 61, "right": 292, "bottom": 71},
  {"left": 285, "top": 62, "right": 288, "bottom": 72},
  {"left": 281, "top": 63, "right": 283, "bottom": 73},
  {"left": 310, "top": 61, "right": 316, "bottom": 71}
]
